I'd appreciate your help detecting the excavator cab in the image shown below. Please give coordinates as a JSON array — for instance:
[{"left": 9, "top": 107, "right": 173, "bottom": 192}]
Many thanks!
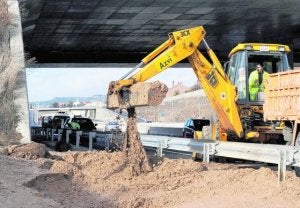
[
  {"left": 224, "top": 43, "right": 291, "bottom": 142},
  {"left": 226, "top": 43, "right": 291, "bottom": 104}
]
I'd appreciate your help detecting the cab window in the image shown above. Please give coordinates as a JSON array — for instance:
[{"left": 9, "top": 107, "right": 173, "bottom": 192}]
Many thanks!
[
  {"left": 228, "top": 54, "right": 237, "bottom": 83},
  {"left": 235, "top": 52, "right": 246, "bottom": 100},
  {"left": 228, "top": 51, "right": 247, "bottom": 100},
  {"left": 247, "top": 53, "right": 287, "bottom": 74}
]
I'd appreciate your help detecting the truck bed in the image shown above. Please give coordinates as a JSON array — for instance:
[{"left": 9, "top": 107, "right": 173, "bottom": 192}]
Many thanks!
[{"left": 264, "top": 69, "right": 300, "bottom": 121}]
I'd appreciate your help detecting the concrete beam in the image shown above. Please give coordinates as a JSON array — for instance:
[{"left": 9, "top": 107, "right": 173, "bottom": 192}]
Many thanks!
[{"left": 8, "top": 0, "right": 30, "bottom": 143}]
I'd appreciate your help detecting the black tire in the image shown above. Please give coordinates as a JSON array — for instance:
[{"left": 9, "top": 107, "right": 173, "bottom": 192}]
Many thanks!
[{"left": 55, "top": 140, "right": 72, "bottom": 152}]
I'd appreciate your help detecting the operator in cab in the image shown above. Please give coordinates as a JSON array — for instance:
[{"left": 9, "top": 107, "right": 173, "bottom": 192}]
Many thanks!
[{"left": 248, "top": 63, "right": 269, "bottom": 101}]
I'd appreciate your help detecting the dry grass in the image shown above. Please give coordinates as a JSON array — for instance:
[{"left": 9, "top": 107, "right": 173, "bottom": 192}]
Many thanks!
[{"left": 0, "top": 0, "right": 21, "bottom": 139}]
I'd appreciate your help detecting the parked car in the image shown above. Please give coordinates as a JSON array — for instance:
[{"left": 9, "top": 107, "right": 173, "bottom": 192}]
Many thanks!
[
  {"left": 183, "top": 118, "right": 210, "bottom": 138},
  {"left": 68, "top": 116, "right": 97, "bottom": 146},
  {"left": 105, "top": 121, "right": 120, "bottom": 132},
  {"left": 41, "top": 113, "right": 73, "bottom": 132},
  {"left": 51, "top": 114, "right": 72, "bottom": 129},
  {"left": 92, "top": 119, "right": 106, "bottom": 132},
  {"left": 71, "top": 117, "right": 96, "bottom": 131},
  {"left": 41, "top": 115, "right": 54, "bottom": 128}
]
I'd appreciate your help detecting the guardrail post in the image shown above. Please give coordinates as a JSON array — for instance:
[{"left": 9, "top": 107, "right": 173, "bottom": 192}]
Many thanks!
[
  {"left": 66, "top": 130, "right": 72, "bottom": 143},
  {"left": 157, "top": 140, "right": 164, "bottom": 157},
  {"left": 89, "top": 132, "right": 96, "bottom": 150},
  {"left": 278, "top": 150, "right": 287, "bottom": 183},
  {"left": 45, "top": 128, "right": 50, "bottom": 140},
  {"left": 203, "top": 143, "right": 210, "bottom": 163},
  {"left": 76, "top": 131, "right": 82, "bottom": 149},
  {"left": 105, "top": 134, "right": 110, "bottom": 151},
  {"left": 51, "top": 129, "right": 55, "bottom": 141},
  {"left": 57, "top": 129, "right": 63, "bottom": 141}
]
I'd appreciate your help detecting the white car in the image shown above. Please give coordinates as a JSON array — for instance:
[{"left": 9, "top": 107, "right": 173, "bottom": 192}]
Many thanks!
[
  {"left": 92, "top": 119, "right": 106, "bottom": 132},
  {"left": 105, "top": 121, "right": 120, "bottom": 132}
]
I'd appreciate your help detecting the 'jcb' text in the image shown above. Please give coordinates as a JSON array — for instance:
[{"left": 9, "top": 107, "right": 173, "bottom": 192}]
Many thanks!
[
  {"left": 180, "top": 30, "right": 190, "bottom": 37},
  {"left": 160, "top": 56, "right": 172, "bottom": 70},
  {"left": 206, "top": 69, "right": 218, "bottom": 88}
]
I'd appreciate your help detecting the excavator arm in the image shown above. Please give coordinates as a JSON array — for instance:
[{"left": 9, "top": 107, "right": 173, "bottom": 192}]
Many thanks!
[
  {"left": 108, "top": 26, "right": 205, "bottom": 93},
  {"left": 107, "top": 26, "right": 243, "bottom": 138}
]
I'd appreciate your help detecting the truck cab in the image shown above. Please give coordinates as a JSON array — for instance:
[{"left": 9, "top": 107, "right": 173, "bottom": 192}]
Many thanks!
[{"left": 226, "top": 43, "right": 291, "bottom": 104}]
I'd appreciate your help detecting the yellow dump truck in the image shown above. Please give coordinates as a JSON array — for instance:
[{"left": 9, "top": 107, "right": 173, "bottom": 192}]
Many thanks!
[{"left": 107, "top": 26, "right": 299, "bottom": 146}]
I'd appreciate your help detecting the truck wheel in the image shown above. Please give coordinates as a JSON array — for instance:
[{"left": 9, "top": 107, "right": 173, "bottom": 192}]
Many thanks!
[{"left": 294, "top": 132, "right": 300, "bottom": 177}]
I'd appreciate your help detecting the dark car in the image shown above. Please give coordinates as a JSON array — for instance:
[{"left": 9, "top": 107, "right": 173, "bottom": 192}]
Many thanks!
[
  {"left": 51, "top": 115, "right": 72, "bottom": 129},
  {"left": 69, "top": 116, "right": 97, "bottom": 146},
  {"left": 42, "top": 114, "right": 71, "bottom": 129},
  {"left": 71, "top": 117, "right": 97, "bottom": 131},
  {"left": 41, "top": 115, "right": 54, "bottom": 128},
  {"left": 183, "top": 118, "right": 210, "bottom": 138}
]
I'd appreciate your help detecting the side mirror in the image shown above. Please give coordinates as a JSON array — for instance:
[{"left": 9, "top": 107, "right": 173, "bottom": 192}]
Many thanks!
[{"left": 223, "top": 61, "right": 231, "bottom": 75}]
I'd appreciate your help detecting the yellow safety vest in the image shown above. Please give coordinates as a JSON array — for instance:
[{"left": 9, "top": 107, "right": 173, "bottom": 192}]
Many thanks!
[{"left": 249, "top": 70, "right": 269, "bottom": 101}]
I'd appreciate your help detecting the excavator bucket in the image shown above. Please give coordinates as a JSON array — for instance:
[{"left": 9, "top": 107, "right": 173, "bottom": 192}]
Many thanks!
[{"left": 107, "top": 81, "right": 168, "bottom": 109}]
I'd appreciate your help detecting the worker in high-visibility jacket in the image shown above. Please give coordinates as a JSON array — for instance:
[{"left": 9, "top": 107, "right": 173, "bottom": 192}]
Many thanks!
[
  {"left": 68, "top": 121, "right": 80, "bottom": 130},
  {"left": 248, "top": 63, "right": 269, "bottom": 101}
]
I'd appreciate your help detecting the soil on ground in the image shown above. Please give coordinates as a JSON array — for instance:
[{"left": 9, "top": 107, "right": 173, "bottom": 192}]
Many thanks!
[{"left": 1, "top": 142, "right": 300, "bottom": 208}]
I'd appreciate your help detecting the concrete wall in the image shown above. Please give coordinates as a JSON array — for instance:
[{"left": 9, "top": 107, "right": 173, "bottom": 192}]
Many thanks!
[
  {"left": 136, "top": 90, "right": 214, "bottom": 123},
  {"left": 8, "top": 0, "right": 30, "bottom": 143}
]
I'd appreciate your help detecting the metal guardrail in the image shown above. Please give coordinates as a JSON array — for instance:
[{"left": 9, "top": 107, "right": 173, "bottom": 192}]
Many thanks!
[
  {"left": 31, "top": 126, "right": 112, "bottom": 150},
  {"left": 31, "top": 126, "right": 300, "bottom": 182},
  {"left": 140, "top": 135, "right": 300, "bottom": 182}
]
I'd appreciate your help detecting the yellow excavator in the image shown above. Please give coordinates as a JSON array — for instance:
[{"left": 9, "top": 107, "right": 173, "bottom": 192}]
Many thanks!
[{"left": 107, "top": 26, "right": 294, "bottom": 144}]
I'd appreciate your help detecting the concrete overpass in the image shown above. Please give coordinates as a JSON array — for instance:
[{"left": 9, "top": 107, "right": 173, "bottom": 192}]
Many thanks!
[
  {"left": 3, "top": 0, "right": 300, "bottom": 143},
  {"left": 20, "top": 0, "right": 300, "bottom": 63}
]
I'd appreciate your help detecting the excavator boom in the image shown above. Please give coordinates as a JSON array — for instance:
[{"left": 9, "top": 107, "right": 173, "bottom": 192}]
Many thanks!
[
  {"left": 107, "top": 26, "right": 243, "bottom": 138},
  {"left": 107, "top": 26, "right": 205, "bottom": 109},
  {"left": 188, "top": 45, "right": 243, "bottom": 138}
]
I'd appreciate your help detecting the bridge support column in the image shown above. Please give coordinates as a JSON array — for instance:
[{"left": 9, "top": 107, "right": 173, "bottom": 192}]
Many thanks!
[{"left": 7, "top": 0, "right": 30, "bottom": 143}]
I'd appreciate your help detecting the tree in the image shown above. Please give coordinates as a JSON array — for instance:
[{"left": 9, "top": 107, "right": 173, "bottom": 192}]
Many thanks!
[
  {"left": 52, "top": 102, "right": 59, "bottom": 108},
  {"left": 66, "top": 101, "right": 73, "bottom": 107}
]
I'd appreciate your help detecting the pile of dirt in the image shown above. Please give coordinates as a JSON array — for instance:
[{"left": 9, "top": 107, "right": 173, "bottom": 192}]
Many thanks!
[
  {"left": 26, "top": 150, "right": 300, "bottom": 208},
  {"left": 1, "top": 127, "right": 300, "bottom": 207},
  {"left": 0, "top": 142, "right": 48, "bottom": 159},
  {"left": 1, "top": 142, "right": 299, "bottom": 208}
]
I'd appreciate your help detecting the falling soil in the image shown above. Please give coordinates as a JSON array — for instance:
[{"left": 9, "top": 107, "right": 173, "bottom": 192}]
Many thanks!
[
  {"left": 123, "top": 107, "right": 152, "bottom": 176},
  {"left": 117, "top": 81, "right": 168, "bottom": 175}
]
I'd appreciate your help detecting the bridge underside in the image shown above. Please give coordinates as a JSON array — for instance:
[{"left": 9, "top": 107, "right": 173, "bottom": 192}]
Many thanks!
[{"left": 21, "top": 0, "right": 300, "bottom": 63}]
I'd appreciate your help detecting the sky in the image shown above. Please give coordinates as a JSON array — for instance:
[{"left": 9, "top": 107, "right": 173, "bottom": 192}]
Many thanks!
[{"left": 26, "top": 67, "right": 198, "bottom": 102}]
